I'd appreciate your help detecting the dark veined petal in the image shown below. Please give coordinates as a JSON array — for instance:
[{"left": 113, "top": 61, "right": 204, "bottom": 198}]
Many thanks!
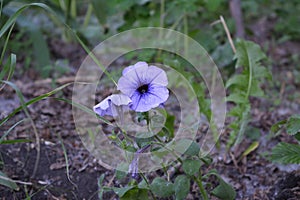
[
  {"left": 130, "top": 86, "right": 169, "bottom": 112},
  {"left": 117, "top": 62, "right": 149, "bottom": 96},
  {"left": 142, "top": 65, "right": 168, "bottom": 86},
  {"left": 118, "top": 61, "right": 169, "bottom": 112}
]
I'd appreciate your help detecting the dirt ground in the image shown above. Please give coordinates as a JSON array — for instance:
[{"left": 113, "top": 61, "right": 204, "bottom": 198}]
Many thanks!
[{"left": 1, "top": 17, "right": 300, "bottom": 200}]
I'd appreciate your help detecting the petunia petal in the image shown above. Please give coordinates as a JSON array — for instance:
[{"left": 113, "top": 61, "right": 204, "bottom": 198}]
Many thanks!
[
  {"left": 129, "top": 91, "right": 144, "bottom": 112},
  {"left": 118, "top": 62, "right": 148, "bottom": 96},
  {"left": 118, "top": 62, "right": 169, "bottom": 112},
  {"left": 129, "top": 86, "right": 169, "bottom": 112},
  {"left": 122, "top": 61, "right": 148, "bottom": 75},
  {"left": 148, "top": 85, "right": 169, "bottom": 100},
  {"left": 93, "top": 96, "right": 113, "bottom": 116},
  {"left": 93, "top": 94, "right": 132, "bottom": 117},
  {"left": 117, "top": 77, "right": 138, "bottom": 97},
  {"left": 110, "top": 94, "right": 132, "bottom": 106},
  {"left": 142, "top": 65, "right": 168, "bottom": 86}
]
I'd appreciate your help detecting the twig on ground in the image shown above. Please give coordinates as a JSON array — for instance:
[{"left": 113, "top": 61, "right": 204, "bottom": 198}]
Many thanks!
[{"left": 220, "top": 16, "right": 237, "bottom": 54}]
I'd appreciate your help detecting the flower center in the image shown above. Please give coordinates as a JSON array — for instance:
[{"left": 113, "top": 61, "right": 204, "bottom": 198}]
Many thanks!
[{"left": 137, "top": 84, "right": 148, "bottom": 94}]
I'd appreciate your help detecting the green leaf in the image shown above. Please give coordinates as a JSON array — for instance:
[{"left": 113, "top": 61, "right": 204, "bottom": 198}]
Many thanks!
[
  {"left": 115, "top": 162, "right": 129, "bottom": 180},
  {"left": 174, "top": 139, "right": 199, "bottom": 156},
  {"left": 225, "top": 74, "right": 247, "bottom": 89},
  {"left": 0, "top": 171, "right": 19, "bottom": 190},
  {"left": 0, "top": 3, "right": 55, "bottom": 38},
  {"left": 227, "top": 106, "right": 244, "bottom": 117},
  {"left": 205, "top": 0, "right": 222, "bottom": 11},
  {"left": 0, "top": 53, "right": 16, "bottom": 89},
  {"left": 226, "top": 93, "right": 247, "bottom": 104},
  {"left": 241, "top": 141, "right": 259, "bottom": 158},
  {"left": 271, "top": 119, "right": 287, "bottom": 134},
  {"left": 182, "top": 159, "right": 201, "bottom": 176},
  {"left": 286, "top": 115, "right": 300, "bottom": 135},
  {"left": 98, "top": 174, "right": 105, "bottom": 200},
  {"left": 164, "top": 114, "right": 175, "bottom": 139},
  {"left": 150, "top": 177, "right": 174, "bottom": 198},
  {"left": 211, "top": 177, "right": 236, "bottom": 200},
  {"left": 234, "top": 40, "right": 267, "bottom": 99},
  {"left": 253, "top": 65, "right": 272, "bottom": 80},
  {"left": 174, "top": 175, "right": 190, "bottom": 200},
  {"left": 295, "top": 133, "right": 300, "bottom": 142},
  {"left": 184, "top": 141, "right": 200, "bottom": 156},
  {"left": 271, "top": 142, "right": 300, "bottom": 164},
  {"left": 245, "top": 126, "right": 261, "bottom": 141},
  {"left": 0, "top": 118, "right": 28, "bottom": 144},
  {"left": 114, "top": 186, "right": 135, "bottom": 197},
  {"left": 249, "top": 80, "right": 265, "bottom": 97},
  {"left": 121, "top": 188, "right": 149, "bottom": 200},
  {"left": 0, "top": 139, "right": 32, "bottom": 144},
  {"left": 30, "top": 28, "right": 51, "bottom": 77},
  {"left": 234, "top": 40, "right": 266, "bottom": 69}
]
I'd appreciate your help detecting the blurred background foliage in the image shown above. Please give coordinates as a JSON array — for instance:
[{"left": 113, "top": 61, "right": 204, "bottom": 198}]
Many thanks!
[{"left": 1, "top": 0, "right": 299, "bottom": 78}]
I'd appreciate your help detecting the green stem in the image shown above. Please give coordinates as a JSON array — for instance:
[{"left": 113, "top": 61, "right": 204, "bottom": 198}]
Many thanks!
[
  {"left": 83, "top": 4, "right": 93, "bottom": 28},
  {"left": 70, "top": 0, "right": 77, "bottom": 18},
  {"left": 194, "top": 175, "right": 209, "bottom": 200}
]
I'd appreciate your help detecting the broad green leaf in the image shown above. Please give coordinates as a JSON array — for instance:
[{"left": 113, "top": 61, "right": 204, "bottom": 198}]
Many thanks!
[
  {"left": 234, "top": 40, "right": 267, "bottom": 99},
  {"left": 30, "top": 28, "right": 51, "bottom": 77},
  {"left": 204, "top": 169, "right": 236, "bottom": 200},
  {"left": 253, "top": 65, "right": 272, "bottom": 80},
  {"left": 225, "top": 74, "right": 247, "bottom": 89},
  {"left": 226, "top": 93, "right": 247, "bottom": 104},
  {"left": 174, "top": 175, "right": 190, "bottom": 200},
  {"left": 234, "top": 40, "right": 266, "bottom": 69},
  {"left": 115, "top": 162, "right": 129, "bottom": 180},
  {"left": 295, "top": 133, "right": 300, "bottom": 142},
  {"left": 286, "top": 115, "right": 300, "bottom": 135},
  {"left": 150, "top": 177, "right": 174, "bottom": 198},
  {"left": 271, "top": 142, "right": 300, "bottom": 164},
  {"left": 211, "top": 177, "right": 236, "bottom": 200},
  {"left": 245, "top": 126, "right": 261, "bottom": 141},
  {"left": 182, "top": 159, "right": 201, "bottom": 176},
  {"left": 121, "top": 188, "right": 149, "bottom": 200},
  {"left": 114, "top": 186, "right": 135, "bottom": 197},
  {"left": 0, "top": 171, "right": 19, "bottom": 190},
  {"left": 164, "top": 114, "right": 175, "bottom": 139},
  {"left": 227, "top": 106, "right": 244, "bottom": 117},
  {"left": 205, "top": 0, "right": 222, "bottom": 11},
  {"left": 184, "top": 141, "right": 200, "bottom": 156},
  {"left": 174, "top": 139, "right": 199, "bottom": 156},
  {"left": 249, "top": 80, "right": 265, "bottom": 97},
  {"left": 138, "top": 179, "right": 149, "bottom": 189}
]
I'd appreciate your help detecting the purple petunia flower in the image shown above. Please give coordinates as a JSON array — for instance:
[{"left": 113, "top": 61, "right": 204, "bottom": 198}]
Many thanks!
[
  {"left": 117, "top": 62, "right": 169, "bottom": 112},
  {"left": 93, "top": 94, "right": 131, "bottom": 117}
]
